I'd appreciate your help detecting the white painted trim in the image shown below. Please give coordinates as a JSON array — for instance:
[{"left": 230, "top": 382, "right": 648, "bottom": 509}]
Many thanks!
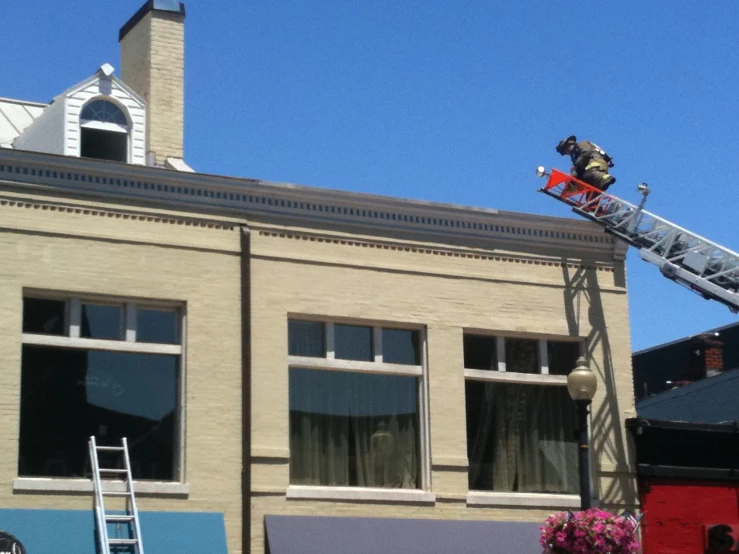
[
  {"left": 496, "top": 336, "right": 506, "bottom": 372},
  {"left": 288, "top": 355, "right": 422, "bottom": 376},
  {"left": 177, "top": 308, "right": 187, "bottom": 482},
  {"left": 69, "top": 298, "right": 81, "bottom": 338},
  {"left": 539, "top": 340, "right": 549, "bottom": 375},
  {"left": 13, "top": 478, "right": 189, "bottom": 496},
  {"left": 464, "top": 368, "right": 567, "bottom": 386},
  {"left": 466, "top": 491, "right": 580, "bottom": 508},
  {"left": 419, "top": 329, "right": 432, "bottom": 490},
  {"left": 325, "top": 323, "right": 335, "bottom": 360},
  {"left": 286, "top": 485, "right": 435, "bottom": 504},
  {"left": 22, "top": 333, "right": 182, "bottom": 355},
  {"left": 373, "top": 327, "right": 383, "bottom": 363},
  {"left": 80, "top": 120, "right": 129, "bottom": 133},
  {"left": 125, "top": 302, "right": 137, "bottom": 342}
]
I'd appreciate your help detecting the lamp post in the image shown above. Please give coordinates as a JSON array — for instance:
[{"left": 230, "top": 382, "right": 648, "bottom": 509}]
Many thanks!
[{"left": 567, "top": 356, "right": 598, "bottom": 510}]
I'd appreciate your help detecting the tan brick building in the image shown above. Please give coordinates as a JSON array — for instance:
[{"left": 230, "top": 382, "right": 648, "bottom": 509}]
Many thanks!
[{"left": 0, "top": 2, "right": 637, "bottom": 553}]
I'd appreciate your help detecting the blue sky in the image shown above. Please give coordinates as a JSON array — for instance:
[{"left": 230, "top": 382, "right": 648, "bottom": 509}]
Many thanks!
[{"left": 3, "top": 1, "right": 738, "bottom": 351}]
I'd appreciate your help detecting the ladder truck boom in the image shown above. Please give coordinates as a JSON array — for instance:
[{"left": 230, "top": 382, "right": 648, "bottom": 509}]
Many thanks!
[{"left": 537, "top": 167, "right": 739, "bottom": 313}]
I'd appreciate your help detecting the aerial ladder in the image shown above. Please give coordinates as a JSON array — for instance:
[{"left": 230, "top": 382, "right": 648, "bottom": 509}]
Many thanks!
[{"left": 536, "top": 167, "right": 739, "bottom": 313}]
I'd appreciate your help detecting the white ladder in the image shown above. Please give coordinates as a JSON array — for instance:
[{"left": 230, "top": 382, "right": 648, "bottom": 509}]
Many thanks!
[
  {"left": 88, "top": 436, "right": 145, "bottom": 554},
  {"left": 539, "top": 168, "right": 739, "bottom": 313}
]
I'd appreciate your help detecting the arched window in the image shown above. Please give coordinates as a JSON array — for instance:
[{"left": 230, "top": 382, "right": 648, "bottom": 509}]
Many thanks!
[{"left": 79, "top": 99, "right": 129, "bottom": 162}]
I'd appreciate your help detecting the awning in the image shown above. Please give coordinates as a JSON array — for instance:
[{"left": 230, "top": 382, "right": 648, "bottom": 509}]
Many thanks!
[
  {"left": 0, "top": 509, "right": 228, "bottom": 554},
  {"left": 265, "top": 514, "right": 541, "bottom": 554}
]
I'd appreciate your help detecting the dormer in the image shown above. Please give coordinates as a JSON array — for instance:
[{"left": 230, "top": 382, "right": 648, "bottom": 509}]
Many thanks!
[{"left": 13, "top": 64, "right": 146, "bottom": 164}]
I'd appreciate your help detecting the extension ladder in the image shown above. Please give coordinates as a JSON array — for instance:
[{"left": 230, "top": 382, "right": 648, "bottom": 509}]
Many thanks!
[
  {"left": 538, "top": 168, "right": 739, "bottom": 313},
  {"left": 88, "top": 436, "right": 145, "bottom": 554}
]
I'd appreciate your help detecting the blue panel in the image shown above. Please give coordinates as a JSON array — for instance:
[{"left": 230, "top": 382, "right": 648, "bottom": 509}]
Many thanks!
[{"left": 0, "top": 509, "right": 227, "bottom": 554}]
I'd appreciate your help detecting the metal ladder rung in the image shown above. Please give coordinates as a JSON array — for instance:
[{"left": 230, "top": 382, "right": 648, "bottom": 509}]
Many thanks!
[
  {"left": 109, "top": 539, "right": 139, "bottom": 545},
  {"left": 106, "top": 515, "right": 135, "bottom": 522},
  {"left": 90, "top": 436, "right": 144, "bottom": 554}
]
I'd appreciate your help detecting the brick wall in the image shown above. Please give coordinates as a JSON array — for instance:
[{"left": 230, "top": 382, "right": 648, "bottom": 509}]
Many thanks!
[
  {"left": 248, "top": 224, "right": 637, "bottom": 553},
  {"left": 640, "top": 478, "right": 739, "bottom": 553},
  {"left": 0, "top": 196, "right": 243, "bottom": 553},
  {"left": 120, "top": 9, "right": 185, "bottom": 164}
]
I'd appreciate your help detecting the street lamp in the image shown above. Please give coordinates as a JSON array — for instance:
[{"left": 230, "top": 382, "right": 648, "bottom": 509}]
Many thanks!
[{"left": 567, "top": 356, "right": 598, "bottom": 510}]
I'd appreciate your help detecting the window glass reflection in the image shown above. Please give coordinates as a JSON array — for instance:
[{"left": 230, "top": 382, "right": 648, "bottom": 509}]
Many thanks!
[
  {"left": 335, "top": 324, "right": 373, "bottom": 361},
  {"left": 382, "top": 329, "right": 420, "bottom": 365},
  {"left": 23, "top": 298, "right": 66, "bottom": 336},
  {"left": 137, "top": 308, "right": 178, "bottom": 344},
  {"left": 288, "top": 320, "right": 325, "bottom": 357},
  {"left": 81, "top": 303, "right": 122, "bottom": 340},
  {"left": 18, "top": 345, "right": 178, "bottom": 480}
]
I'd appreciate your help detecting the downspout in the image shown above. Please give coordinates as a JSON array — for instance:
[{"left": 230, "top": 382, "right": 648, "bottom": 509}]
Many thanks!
[{"left": 240, "top": 226, "right": 252, "bottom": 554}]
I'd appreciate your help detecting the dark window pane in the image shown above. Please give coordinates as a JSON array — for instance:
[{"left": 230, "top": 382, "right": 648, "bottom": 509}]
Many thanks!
[
  {"left": 464, "top": 335, "right": 497, "bottom": 370},
  {"left": 23, "top": 298, "right": 66, "bottom": 335},
  {"left": 465, "top": 381, "right": 577, "bottom": 493},
  {"left": 383, "top": 329, "right": 420, "bottom": 365},
  {"left": 81, "top": 303, "right": 122, "bottom": 340},
  {"left": 288, "top": 320, "right": 325, "bottom": 357},
  {"left": 335, "top": 324, "right": 373, "bottom": 361},
  {"left": 80, "top": 128, "right": 128, "bottom": 163},
  {"left": 548, "top": 341, "right": 581, "bottom": 376},
  {"left": 19, "top": 345, "right": 178, "bottom": 480},
  {"left": 289, "top": 368, "right": 420, "bottom": 488},
  {"left": 505, "top": 338, "right": 539, "bottom": 374},
  {"left": 137, "top": 308, "right": 179, "bottom": 344}
]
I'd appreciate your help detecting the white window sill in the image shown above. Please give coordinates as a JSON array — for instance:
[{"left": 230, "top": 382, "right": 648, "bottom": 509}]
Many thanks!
[
  {"left": 467, "top": 491, "right": 580, "bottom": 508},
  {"left": 287, "top": 485, "right": 435, "bottom": 504},
  {"left": 13, "top": 478, "right": 189, "bottom": 497}
]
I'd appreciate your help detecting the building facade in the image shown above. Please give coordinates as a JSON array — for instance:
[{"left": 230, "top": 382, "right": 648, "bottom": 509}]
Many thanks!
[{"left": 0, "top": 2, "right": 638, "bottom": 553}]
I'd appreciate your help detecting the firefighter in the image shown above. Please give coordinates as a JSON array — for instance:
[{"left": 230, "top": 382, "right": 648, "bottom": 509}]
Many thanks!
[{"left": 555, "top": 135, "right": 616, "bottom": 191}]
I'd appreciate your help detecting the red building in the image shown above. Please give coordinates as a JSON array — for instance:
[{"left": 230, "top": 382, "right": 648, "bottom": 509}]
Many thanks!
[{"left": 628, "top": 418, "right": 739, "bottom": 553}]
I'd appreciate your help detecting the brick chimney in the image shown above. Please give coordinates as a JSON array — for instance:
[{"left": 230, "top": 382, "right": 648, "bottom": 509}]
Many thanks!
[
  {"left": 689, "top": 334, "right": 724, "bottom": 379},
  {"left": 119, "top": 0, "right": 186, "bottom": 166}
]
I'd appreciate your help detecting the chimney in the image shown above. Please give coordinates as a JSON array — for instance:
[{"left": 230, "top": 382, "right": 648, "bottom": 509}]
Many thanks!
[
  {"left": 119, "top": 0, "right": 186, "bottom": 166},
  {"left": 689, "top": 334, "right": 724, "bottom": 379}
]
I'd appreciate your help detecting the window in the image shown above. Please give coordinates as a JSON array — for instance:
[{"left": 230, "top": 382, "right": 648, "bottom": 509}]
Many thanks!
[
  {"left": 79, "top": 99, "right": 129, "bottom": 162},
  {"left": 464, "top": 334, "right": 582, "bottom": 494},
  {"left": 288, "top": 319, "right": 425, "bottom": 489},
  {"left": 19, "top": 295, "right": 183, "bottom": 481}
]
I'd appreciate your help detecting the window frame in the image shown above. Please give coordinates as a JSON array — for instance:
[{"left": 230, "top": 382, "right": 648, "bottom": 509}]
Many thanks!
[
  {"left": 286, "top": 317, "right": 432, "bottom": 500},
  {"left": 78, "top": 97, "right": 131, "bottom": 163},
  {"left": 463, "top": 331, "right": 585, "bottom": 506},
  {"left": 18, "top": 292, "right": 186, "bottom": 489}
]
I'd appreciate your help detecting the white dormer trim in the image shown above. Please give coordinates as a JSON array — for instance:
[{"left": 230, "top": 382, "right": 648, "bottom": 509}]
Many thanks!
[{"left": 12, "top": 65, "right": 146, "bottom": 165}]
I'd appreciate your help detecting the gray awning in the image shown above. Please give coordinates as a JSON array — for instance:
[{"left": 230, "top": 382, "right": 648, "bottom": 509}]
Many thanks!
[{"left": 265, "top": 514, "right": 541, "bottom": 554}]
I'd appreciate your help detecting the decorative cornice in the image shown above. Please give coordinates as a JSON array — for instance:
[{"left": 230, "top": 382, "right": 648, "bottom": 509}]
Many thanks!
[
  {"left": 257, "top": 229, "right": 615, "bottom": 272},
  {"left": 0, "top": 148, "right": 617, "bottom": 259},
  {"left": 0, "top": 196, "right": 237, "bottom": 230}
]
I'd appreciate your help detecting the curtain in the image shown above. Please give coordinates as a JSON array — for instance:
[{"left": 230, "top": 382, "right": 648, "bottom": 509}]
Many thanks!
[
  {"left": 289, "top": 368, "right": 419, "bottom": 489},
  {"left": 468, "top": 382, "right": 577, "bottom": 494}
]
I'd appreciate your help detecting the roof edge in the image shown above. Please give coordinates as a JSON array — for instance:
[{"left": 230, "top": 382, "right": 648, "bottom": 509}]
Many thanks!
[{"left": 119, "top": 0, "right": 186, "bottom": 42}]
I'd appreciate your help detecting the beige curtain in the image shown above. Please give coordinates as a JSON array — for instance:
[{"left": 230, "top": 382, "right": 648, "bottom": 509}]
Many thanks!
[
  {"left": 469, "top": 382, "right": 578, "bottom": 494},
  {"left": 289, "top": 369, "right": 419, "bottom": 489}
]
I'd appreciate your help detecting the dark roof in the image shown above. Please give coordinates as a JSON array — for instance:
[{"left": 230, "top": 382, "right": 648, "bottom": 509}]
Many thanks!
[
  {"left": 637, "top": 368, "right": 739, "bottom": 423},
  {"left": 626, "top": 417, "right": 739, "bottom": 478},
  {"left": 633, "top": 321, "right": 739, "bottom": 401}
]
